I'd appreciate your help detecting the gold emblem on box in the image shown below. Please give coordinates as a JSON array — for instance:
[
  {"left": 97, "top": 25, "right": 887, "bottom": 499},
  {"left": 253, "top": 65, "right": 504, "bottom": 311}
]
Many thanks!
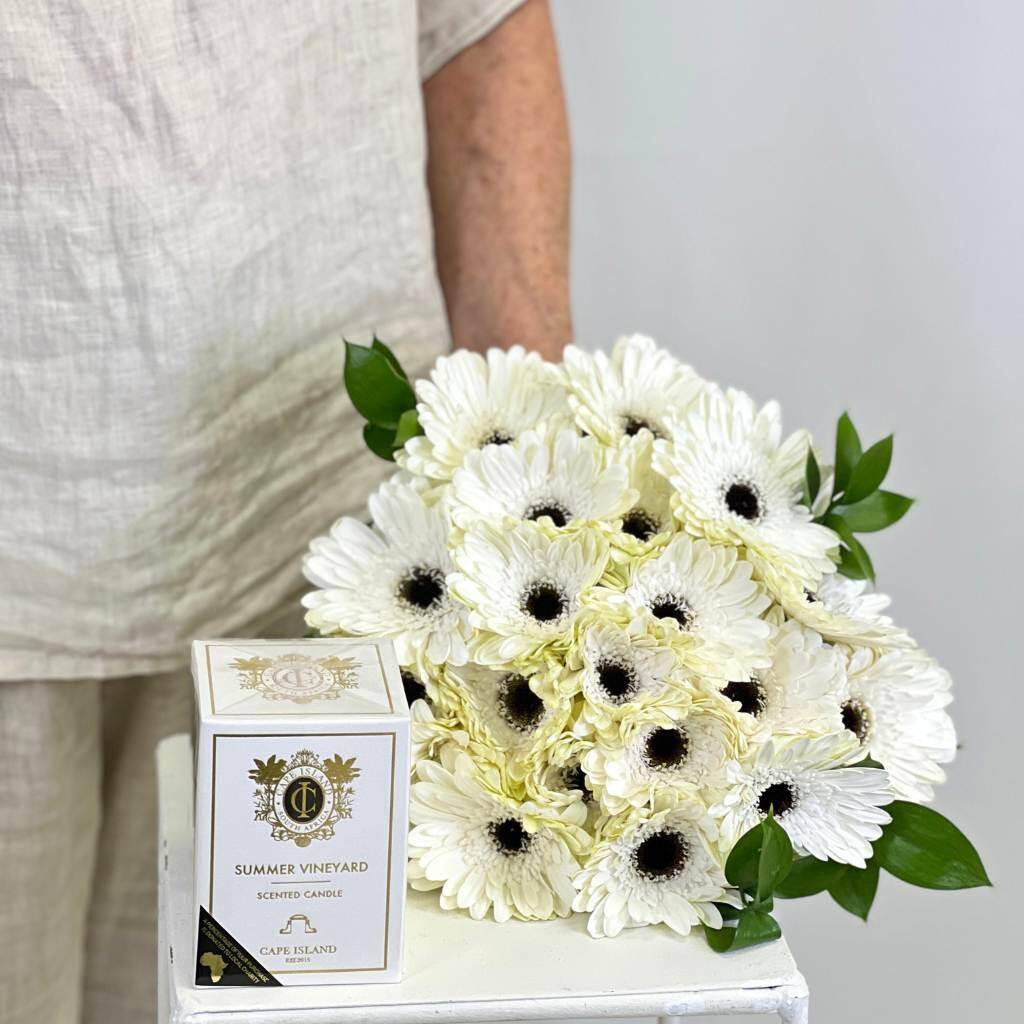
[
  {"left": 231, "top": 653, "right": 359, "bottom": 704},
  {"left": 199, "top": 951, "right": 227, "bottom": 984},
  {"left": 249, "top": 749, "right": 361, "bottom": 847}
]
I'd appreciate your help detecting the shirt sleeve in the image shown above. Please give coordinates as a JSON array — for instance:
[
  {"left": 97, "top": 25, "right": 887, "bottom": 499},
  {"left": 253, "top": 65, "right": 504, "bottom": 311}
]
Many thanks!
[{"left": 417, "top": 0, "right": 528, "bottom": 80}]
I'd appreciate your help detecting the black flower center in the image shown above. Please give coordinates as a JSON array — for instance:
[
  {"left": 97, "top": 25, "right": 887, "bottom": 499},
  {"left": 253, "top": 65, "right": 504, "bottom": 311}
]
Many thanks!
[
  {"left": 497, "top": 674, "right": 545, "bottom": 732},
  {"left": 595, "top": 659, "right": 637, "bottom": 703},
  {"left": 804, "top": 588, "right": 818, "bottom": 603},
  {"left": 397, "top": 566, "right": 445, "bottom": 610},
  {"left": 561, "top": 762, "right": 592, "bottom": 802},
  {"left": 721, "top": 679, "right": 766, "bottom": 717},
  {"left": 400, "top": 670, "right": 428, "bottom": 706},
  {"left": 644, "top": 727, "right": 690, "bottom": 770},
  {"left": 649, "top": 595, "right": 691, "bottom": 629},
  {"left": 621, "top": 509, "right": 659, "bottom": 542},
  {"left": 522, "top": 581, "right": 568, "bottom": 623},
  {"left": 758, "top": 782, "right": 796, "bottom": 817},
  {"left": 623, "top": 415, "right": 662, "bottom": 439},
  {"left": 525, "top": 501, "right": 570, "bottom": 528},
  {"left": 724, "top": 481, "right": 762, "bottom": 521},
  {"left": 489, "top": 817, "right": 532, "bottom": 856},
  {"left": 634, "top": 830, "right": 689, "bottom": 881},
  {"left": 841, "top": 700, "right": 871, "bottom": 743},
  {"left": 481, "top": 429, "right": 513, "bottom": 447}
]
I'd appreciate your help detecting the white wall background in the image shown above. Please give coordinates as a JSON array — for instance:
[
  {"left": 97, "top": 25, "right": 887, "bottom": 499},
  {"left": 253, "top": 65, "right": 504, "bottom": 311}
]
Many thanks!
[{"left": 550, "top": 1, "right": 1020, "bottom": 1021}]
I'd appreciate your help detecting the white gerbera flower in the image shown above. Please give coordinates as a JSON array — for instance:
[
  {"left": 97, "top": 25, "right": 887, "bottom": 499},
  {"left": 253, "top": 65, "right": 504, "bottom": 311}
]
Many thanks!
[
  {"left": 612, "top": 435, "right": 677, "bottom": 556},
  {"left": 718, "top": 619, "right": 844, "bottom": 739},
  {"left": 712, "top": 734, "right": 892, "bottom": 868},
  {"left": 302, "top": 478, "right": 470, "bottom": 667},
  {"left": 594, "top": 534, "right": 772, "bottom": 680},
  {"left": 573, "top": 802, "right": 733, "bottom": 938},
  {"left": 562, "top": 619, "right": 683, "bottom": 730},
  {"left": 536, "top": 760, "right": 595, "bottom": 812},
  {"left": 839, "top": 647, "right": 956, "bottom": 802},
  {"left": 398, "top": 661, "right": 467, "bottom": 714},
  {"left": 654, "top": 387, "right": 837, "bottom": 593},
  {"left": 408, "top": 746, "right": 588, "bottom": 922},
  {"left": 399, "top": 666, "right": 435, "bottom": 708},
  {"left": 449, "top": 521, "right": 610, "bottom": 667},
  {"left": 399, "top": 346, "right": 570, "bottom": 481},
  {"left": 562, "top": 334, "right": 705, "bottom": 445},
  {"left": 779, "top": 573, "right": 914, "bottom": 649},
  {"left": 449, "top": 426, "right": 635, "bottom": 530},
  {"left": 410, "top": 699, "right": 469, "bottom": 768},
  {"left": 584, "top": 702, "right": 739, "bottom": 814},
  {"left": 444, "top": 662, "right": 571, "bottom": 779},
  {"left": 524, "top": 742, "right": 596, "bottom": 828}
]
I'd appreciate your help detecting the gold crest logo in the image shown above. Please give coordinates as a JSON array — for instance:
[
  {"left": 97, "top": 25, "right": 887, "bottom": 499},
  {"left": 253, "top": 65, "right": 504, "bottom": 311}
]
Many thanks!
[
  {"left": 231, "top": 653, "right": 359, "bottom": 704},
  {"left": 249, "top": 749, "right": 361, "bottom": 847}
]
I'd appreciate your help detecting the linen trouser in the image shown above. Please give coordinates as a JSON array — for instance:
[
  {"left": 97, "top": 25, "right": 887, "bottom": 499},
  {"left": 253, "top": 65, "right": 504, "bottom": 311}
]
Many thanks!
[{"left": 0, "top": 668, "right": 193, "bottom": 1024}]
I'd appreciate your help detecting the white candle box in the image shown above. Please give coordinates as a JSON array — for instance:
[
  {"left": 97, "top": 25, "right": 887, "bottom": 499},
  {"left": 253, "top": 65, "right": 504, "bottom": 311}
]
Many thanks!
[{"left": 191, "top": 638, "right": 409, "bottom": 987}]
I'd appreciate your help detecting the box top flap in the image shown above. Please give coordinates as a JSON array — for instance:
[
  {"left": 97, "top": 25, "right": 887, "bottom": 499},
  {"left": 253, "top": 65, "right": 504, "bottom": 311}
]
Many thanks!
[{"left": 192, "top": 638, "right": 406, "bottom": 719}]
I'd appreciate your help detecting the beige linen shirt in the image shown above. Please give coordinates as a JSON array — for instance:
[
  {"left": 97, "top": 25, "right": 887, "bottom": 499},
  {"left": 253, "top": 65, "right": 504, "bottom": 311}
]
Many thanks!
[{"left": 0, "top": 0, "right": 524, "bottom": 681}]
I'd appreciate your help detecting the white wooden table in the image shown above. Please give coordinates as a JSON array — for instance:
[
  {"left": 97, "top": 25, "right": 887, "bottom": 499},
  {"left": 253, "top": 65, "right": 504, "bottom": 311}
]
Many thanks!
[{"left": 158, "top": 734, "right": 808, "bottom": 1023}]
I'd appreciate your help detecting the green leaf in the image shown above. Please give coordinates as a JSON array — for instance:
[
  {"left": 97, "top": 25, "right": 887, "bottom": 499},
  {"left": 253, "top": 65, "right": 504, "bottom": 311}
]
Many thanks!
[
  {"left": 726, "top": 815, "right": 794, "bottom": 905},
  {"left": 371, "top": 336, "right": 409, "bottom": 381},
  {"left": 725, "top": 823, "right": 764, "bottom": 893},
  {"left": 702, "top": 907, "right": 782, "bottom": 953},
  {"left": 775, "top": 856, "right": 843, "bottom": 899},
  {"left": 802, "top": 449, "right": 821, "bottom": 508},
  {"left": 344, "top": 340, "right": 416, "bottom": 429},
  {"left": 703, "top": 921, "right": 738, "bottom": 953},
  {"left": 716, "top": 903, "right": 742, "bottom": 922},
  {"left": 828, "top": 862, "right": 880, "bottom": 920},
  {"left": 393, "top": 407, "right": 422, "bottom": 447},
  {"left": 833, "top": 413, "right": 862, "bottom": 494},
  {"left": 837, "top": 545, "right": 867, "bottom": 580},
  {"left": 845, "top": 534, "right": 875, "bottom": 581},
  {"left": 843, "top": 435, "right": 893, "bottom": 505},
  {"left": 854, "top": 755, "right": 885, "bottom": 770},
  {"left": 732, "top": 907, "right": 783, "bottom": 950},
  {"left": 822, "top": 512, "right": 853, "bottom": 543},
  {"left": 826, "top": 515, "right": 876, "bottom": 582},
  {"left": 836, "top": 490, "right": 915, "bottom": 533},
  {"left": 757, "top": 815, "right": 794, "bottom": 904},
  {"left": 362, "top": 423, "right": 398, "bottom": 461},
  {"left": 874, "top": 801, "right": 991, "bottom": 890}
]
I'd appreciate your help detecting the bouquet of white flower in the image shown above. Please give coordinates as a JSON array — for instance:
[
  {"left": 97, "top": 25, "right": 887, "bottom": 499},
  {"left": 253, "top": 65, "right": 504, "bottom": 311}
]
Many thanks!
[{"left": 302, "top": 334, "right": 988, "bottom": 950}]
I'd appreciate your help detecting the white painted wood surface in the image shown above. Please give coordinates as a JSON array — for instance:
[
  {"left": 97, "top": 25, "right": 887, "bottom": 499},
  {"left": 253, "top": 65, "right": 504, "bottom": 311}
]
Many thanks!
[{"left": 158, "top": 733, "right": 808, "bottom": 1023}]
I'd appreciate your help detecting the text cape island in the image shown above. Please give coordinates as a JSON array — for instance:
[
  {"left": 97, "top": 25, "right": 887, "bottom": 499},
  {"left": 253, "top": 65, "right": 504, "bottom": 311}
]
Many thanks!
[{"left": 192, "top": 638, "right": 410, "bottom": 986}]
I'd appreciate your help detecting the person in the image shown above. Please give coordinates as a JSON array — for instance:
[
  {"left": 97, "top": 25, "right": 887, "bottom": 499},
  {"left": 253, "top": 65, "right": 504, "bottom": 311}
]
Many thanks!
[{"left": 0, "top": 1, "right": 571, "bottom": 1020}]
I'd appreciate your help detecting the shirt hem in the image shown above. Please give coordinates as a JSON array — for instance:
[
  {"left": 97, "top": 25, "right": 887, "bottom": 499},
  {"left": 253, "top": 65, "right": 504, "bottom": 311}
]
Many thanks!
[{"left": 420, "top": 0, "right": 528, "bottom": 80}]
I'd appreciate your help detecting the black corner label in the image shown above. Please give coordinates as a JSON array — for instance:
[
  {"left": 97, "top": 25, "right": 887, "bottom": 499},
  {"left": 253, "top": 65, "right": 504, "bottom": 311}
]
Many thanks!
[{"left": 195, "top": 906, "right": 282, "bottom": 986}]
